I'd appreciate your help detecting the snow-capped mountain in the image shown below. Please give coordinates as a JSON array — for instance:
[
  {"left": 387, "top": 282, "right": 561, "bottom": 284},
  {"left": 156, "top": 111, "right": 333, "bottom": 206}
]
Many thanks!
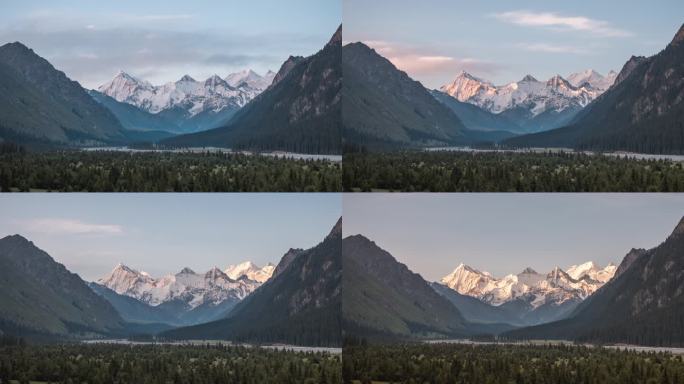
[
  {"left": 566, "top": 261, "right": 617, "bottom": 283},
  {"left": 224, "top": 261, "right": 275, "bottom": 283},
  {"left": 97, "top": 262, "right": 270, "bottom": 309},
  {"left": 566, "top": 69, "right": 617, "bottom": 92},
  {"left": 441, "top": 70, "right": 615, "bottom": 115},
  {"left": 225, "top": 69, "right": 276, "bottom": 93},
  {"left": 96, "top": 69, "right": 274, "bottom": 132},
  {"left": 440, "top": 262, "right": 616, "bottom": 308},
  {"left": 439, "top": 70, "right": 616, "bottom": 132}
]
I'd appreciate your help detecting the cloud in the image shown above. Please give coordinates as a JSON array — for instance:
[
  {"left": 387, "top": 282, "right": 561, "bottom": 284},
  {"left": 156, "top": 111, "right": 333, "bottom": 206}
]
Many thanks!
[
  {"left": 492, "top": 11, "right": 632, "bottom": 37},
  {"left": 516, "top": 43, "right": 588, "bottom": 54},
  {"left": 0, "top": 27, "right": 321, "bottom": 88},
  {"left": 23, "top": 218, "right": 123, "bottom": 235},
  {"left": 361, "top": 40, "right": 501, "bottom": 80},
  {"left": 0, "top": 10, "right": 326, "bottom": 88}
]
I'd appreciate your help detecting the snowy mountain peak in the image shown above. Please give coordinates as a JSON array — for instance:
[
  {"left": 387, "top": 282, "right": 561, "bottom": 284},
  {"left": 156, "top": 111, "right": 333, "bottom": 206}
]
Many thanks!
[
  {"left": 441, "top": 261, "right": 617, "bottom": 308},
  {"left": 98, "top": 68, "right": 272, "bottom": 117},
  {"left": 112, "top": 262, "right": 146, "bottom": 277},
  {"left": 566, "top": 261, "right": 616, "bottom": 283},
  {"left": 441, "top": 69, "right": 614, "bottom": 116},
  {"left": 177, "top": 267, "right": 196, "bottom": 275},
  {"left": 204, "top": 267, "right": 228, "bottom": 280},
  {"left": 440, "top": 72, "right": 494, "bottom": 103},
  {"left": 567, "top": 69, "right": 617, "bottom": 92},
  {"left": 177, "top": 74, "right": 196, "bottom": 83},
  {"left": 546, "top": 75, "right": 573, "bottom": 89},
  {"left": 224, "top": 69, "right": 274, "bottom": 90},
  {"left": 224, "top": 261, "right": 274, "bottom": 283},
  {"left": 97, "top": 264, "right": 266, "bottom": 309}
]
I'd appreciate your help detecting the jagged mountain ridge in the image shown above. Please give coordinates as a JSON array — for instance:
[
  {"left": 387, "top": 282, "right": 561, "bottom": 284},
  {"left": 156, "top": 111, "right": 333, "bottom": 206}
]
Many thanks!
[
  {"left": 506, "top": 24, "right": 684, "bottom": 154},
  {"left": 97, "top": 262, "right": 273, "bottom": 308},
  {"left": 434, "top": 261, "right": 616, "bottom": 327},
  {"left": 161, "top": 25, "right": 342, "bottom": 154},
  {"left": 161, "top": 218, "right": 342, "bottom": 347},
  {"left": 441, "top": 261, "right": 616, "bottom": 307},
  {"left": 92, "top": 261, "right": 275, "bottom": 326},
  {"left": 504, "top": 216, "right": 684, "bottom": 346},
  {"left": 97, "top": 70, "right": 275, "bottom": 133},
  {"left": 440, "top": 70, "right": 616, "bottom": 133}
]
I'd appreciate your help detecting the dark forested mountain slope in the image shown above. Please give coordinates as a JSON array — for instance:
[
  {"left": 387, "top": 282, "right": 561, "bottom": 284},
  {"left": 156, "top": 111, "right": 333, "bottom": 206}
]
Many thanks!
[
  {"left": 506, "top": 24, "right": 684, "bottom": 154},
  {"left": 88, "top": 90, "right": 178, "bottom": 139},
  {"left": 0, "top": 235, "right": 125, "bottom": 338},
  {"left": 505, "top": 216, "right": 684, "bottom": 346},
  {"left": 0, "top": 42, "right": 127, "bottom": 146},
  {"left": 342, "top": 42, "right": 471, "bottom": 150},
  {"left": 162, "top": 219, "right": 342, "bottom": 347},
  {"left": 342, "top": 235, "right": 472, "bottom": 340},
  {"left": 162, "top": 26, "right": 341, "bottom": 154}
]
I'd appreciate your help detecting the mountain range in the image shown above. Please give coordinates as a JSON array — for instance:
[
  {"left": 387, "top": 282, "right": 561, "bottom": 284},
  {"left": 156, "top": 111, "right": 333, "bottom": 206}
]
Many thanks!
[
  {"left": 439, "top": 70, "right": 616, "bottom": 133},
  {"left": 342, "top": 42, "right": 519, "bottom": 151},
  {"left": 161, "top": 25, "right": 342, "bottom": 154},
  {"left": 341, "top": 40, "right": 619, "bottom": 150},
  {"left": 435, "top": 262, "right": 616, "bottom": 326},
  {"left": 96, "top": 69, "right": 275, "bottom": 134},
  {"left": 342, "top": 234, "right": 516, "bottom": 342},
  {"left": 344, "top": 23, "right": 684, "bottom": 153},
  {"left": 504, "top": 216, "right": 684, "bottom": 346},
  {"left": 0, "top": 27, "right": 340, "bottom": 154},
  {"left": 342, "top": 214, "right": 684, "bottom": 347},
  {"left": 162, "top": 218, "right": 342, "bottom": 346},
  {"left": 90, "top": 261, "right": 274, "bottom": 326},
  {"left": 506, "top": 23, "right": 684, "bottom": 154},
  {"left": 0, "top": 218, "right": 341, "bottom": 347}
]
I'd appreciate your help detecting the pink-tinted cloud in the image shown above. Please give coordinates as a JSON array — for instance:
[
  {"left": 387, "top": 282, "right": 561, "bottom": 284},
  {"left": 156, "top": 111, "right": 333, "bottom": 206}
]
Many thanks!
[
  {"left": 360, "top": 40, "right": 502, "bottom": 81},
  {"left": 493, "top": 11, "right": 631, "bottom": 37}
]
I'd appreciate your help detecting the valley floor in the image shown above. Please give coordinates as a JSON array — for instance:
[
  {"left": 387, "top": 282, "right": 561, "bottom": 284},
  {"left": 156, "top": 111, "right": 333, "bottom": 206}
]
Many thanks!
[
  {"left": 0, "top": 149, "right": 341, "bottom": 192},
  {"left": 0, "top": 342, "right": 342, "bottom": 383},
  {"left": 343, "top": 150, "right": 684, "bottom": 192},
  {"left": 343, "top": 342, "right": 684, "bottom": 384}
]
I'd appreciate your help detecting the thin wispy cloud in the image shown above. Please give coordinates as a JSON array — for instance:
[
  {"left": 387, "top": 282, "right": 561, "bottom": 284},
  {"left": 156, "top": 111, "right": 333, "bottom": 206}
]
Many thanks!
[
  {"left": 361, "top": 40, "right": 501, "bottom": 79},
  {"left": 492, "top": 10, "right": 632, "bottom": 37},
  {"left": 0, "top": 2, "right": 337, "bottom": 88},
  {"left": 517, "top": 43, "right": 588, "bottom": 55},
  {"left": 23, "top": 218, "right": 123, "bottom": 235}
]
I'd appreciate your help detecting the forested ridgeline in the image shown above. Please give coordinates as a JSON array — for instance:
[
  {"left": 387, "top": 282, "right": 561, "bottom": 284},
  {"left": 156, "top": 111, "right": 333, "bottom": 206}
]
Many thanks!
[
  {"left": 0, "top": 149, "right": 341, "bottom": 192},
  {"left": 343, "top": 151, "right": 684, "bottom": 192},
  {"left": 0, "top": 342, "right": 342, "bottom": 384},
  {"left": 343, "top": 343, "right": 684, "bottom": 384}
]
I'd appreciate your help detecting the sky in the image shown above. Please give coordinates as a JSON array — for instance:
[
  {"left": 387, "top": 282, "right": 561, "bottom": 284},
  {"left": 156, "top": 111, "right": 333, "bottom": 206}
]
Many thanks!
[
  {"left": 0, "top": 193, "right": 341, "bottom": 281},
  {"left": 343, "top": 0, "right": 684, "bottom": 88},
  {"left": 344, "top": 194, "right": 684, "bottom": 282},
  {"left": 0, "top": 0, "right": 340, "bottom": 88}
]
